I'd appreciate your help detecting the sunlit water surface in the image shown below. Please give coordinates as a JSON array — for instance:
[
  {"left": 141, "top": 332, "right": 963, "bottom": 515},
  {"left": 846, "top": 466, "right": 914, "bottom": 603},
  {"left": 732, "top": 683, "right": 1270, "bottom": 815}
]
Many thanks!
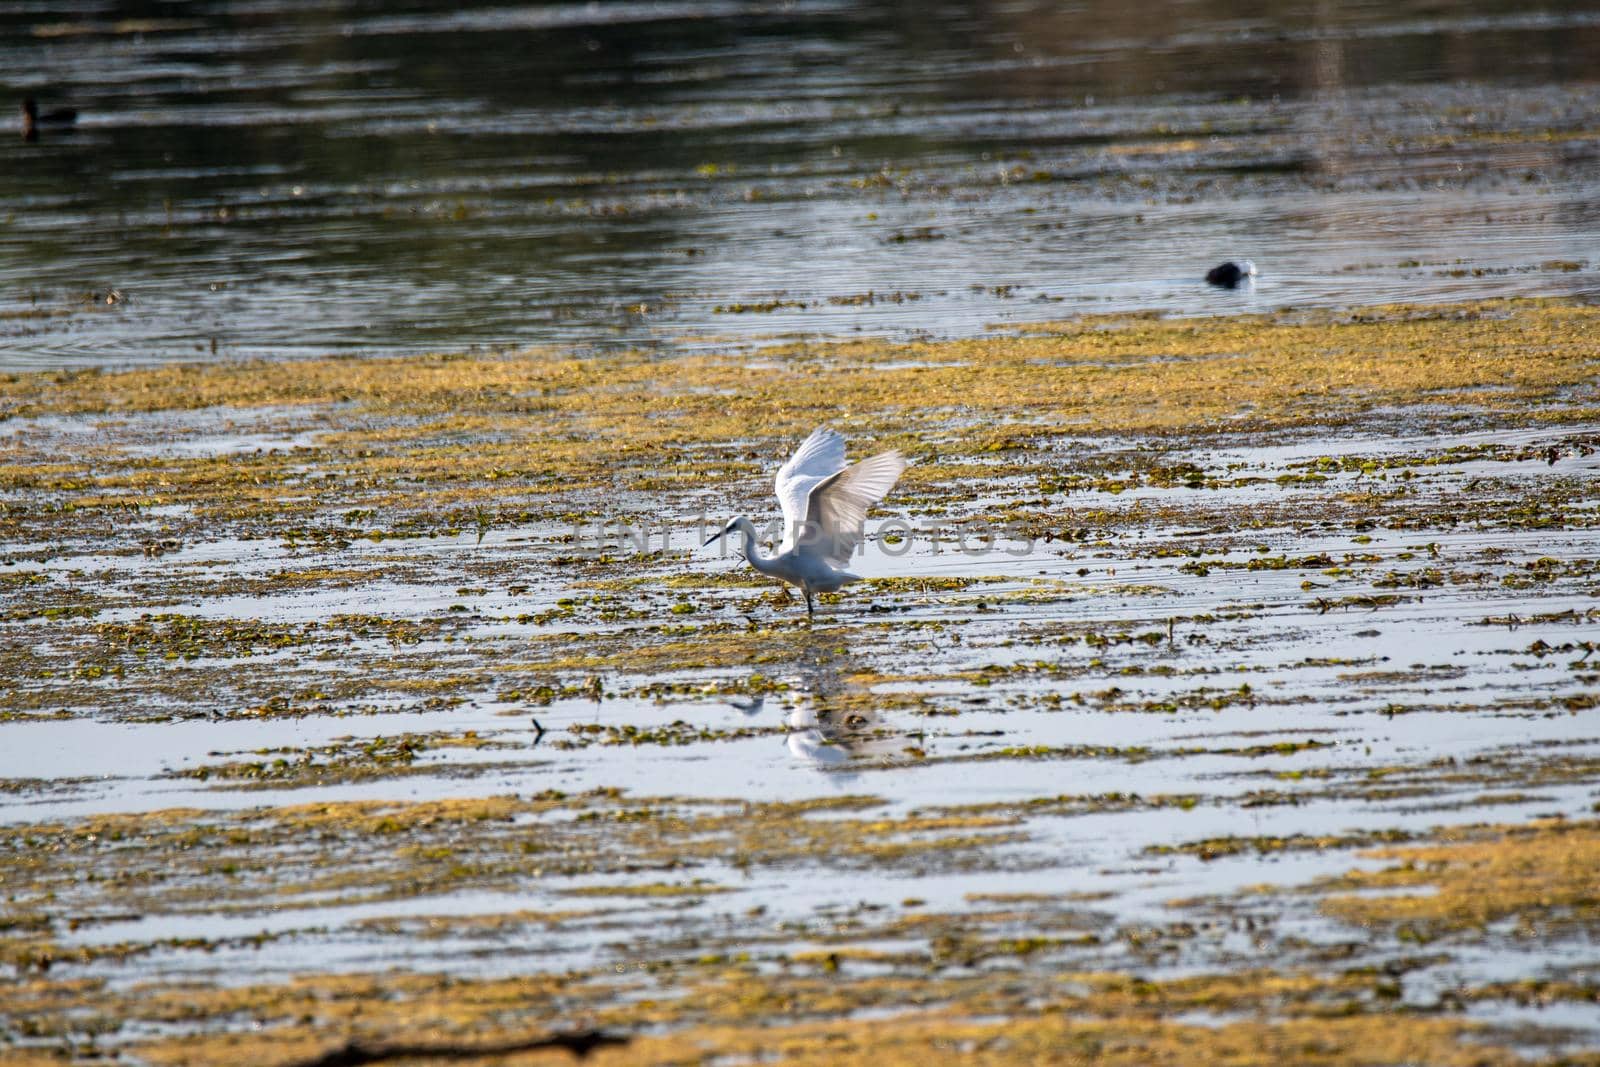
[{"left": 3, "top": 0, "right": 1600, "bottom": 367}]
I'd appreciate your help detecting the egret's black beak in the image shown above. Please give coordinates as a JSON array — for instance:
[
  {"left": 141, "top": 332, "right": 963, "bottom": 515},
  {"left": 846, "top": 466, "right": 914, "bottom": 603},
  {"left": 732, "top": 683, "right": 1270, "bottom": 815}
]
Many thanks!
[{"left": 702, "top": 530, "right": 724, "bottom": 547}]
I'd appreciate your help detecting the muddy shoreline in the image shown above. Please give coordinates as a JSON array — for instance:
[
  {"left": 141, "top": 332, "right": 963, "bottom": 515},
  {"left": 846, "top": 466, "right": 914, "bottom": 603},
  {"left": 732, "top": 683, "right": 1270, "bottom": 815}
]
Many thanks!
[{"left": 2, "top": 299, "right": 1598, "bottom": 1065}]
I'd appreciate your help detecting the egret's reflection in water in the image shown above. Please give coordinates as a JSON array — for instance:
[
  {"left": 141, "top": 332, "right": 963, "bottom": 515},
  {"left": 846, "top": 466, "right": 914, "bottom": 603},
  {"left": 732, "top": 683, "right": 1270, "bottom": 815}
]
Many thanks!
[{"left": 765, "top": 633, "right": 918, "bottom": 772}]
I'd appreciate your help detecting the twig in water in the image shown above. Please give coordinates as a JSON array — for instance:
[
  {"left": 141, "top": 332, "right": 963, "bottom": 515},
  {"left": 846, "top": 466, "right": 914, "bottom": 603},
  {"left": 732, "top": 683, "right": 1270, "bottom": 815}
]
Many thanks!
[{"left": 287, "top": 1029, "right": 627, "bottom": 1067}]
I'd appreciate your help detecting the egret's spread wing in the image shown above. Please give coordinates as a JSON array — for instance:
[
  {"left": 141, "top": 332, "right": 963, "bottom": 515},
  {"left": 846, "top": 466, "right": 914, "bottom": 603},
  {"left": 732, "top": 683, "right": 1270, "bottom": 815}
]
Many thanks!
[
  {"left": 775, "top": 427, "right": 847, "bottom": 542},
  {"left": 803, "top": 449, "right": 906, "bottom": 564}
]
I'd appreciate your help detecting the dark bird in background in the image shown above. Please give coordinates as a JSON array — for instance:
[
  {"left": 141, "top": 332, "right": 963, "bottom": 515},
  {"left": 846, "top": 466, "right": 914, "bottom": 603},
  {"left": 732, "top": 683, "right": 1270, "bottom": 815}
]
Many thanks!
[
  {"left": 1204, "top": 260, "right": 1256, "bottom": 288},
  {"left": 21, "top": 96, "right": 78, "bottom": 142}
]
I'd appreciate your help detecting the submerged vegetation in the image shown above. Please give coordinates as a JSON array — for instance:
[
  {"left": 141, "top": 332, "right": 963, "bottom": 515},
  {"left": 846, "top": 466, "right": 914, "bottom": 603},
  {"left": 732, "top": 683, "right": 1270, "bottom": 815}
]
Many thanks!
[{"left": 2, "top": 299, "right": 1599, "bottom": 1062}]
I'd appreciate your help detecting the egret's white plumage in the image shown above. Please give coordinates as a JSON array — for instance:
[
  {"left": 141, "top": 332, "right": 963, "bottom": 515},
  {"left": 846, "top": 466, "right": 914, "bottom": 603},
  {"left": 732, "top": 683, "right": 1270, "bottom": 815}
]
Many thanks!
[{"left": 705, "top": 427, "right": 906, "bottom": 615}]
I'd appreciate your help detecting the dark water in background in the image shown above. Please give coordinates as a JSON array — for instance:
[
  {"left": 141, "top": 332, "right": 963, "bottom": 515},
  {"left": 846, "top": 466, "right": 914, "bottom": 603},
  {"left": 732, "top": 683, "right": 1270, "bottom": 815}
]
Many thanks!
[{"left": 3, "top": 0, "right": 1600, "bottom": 369}]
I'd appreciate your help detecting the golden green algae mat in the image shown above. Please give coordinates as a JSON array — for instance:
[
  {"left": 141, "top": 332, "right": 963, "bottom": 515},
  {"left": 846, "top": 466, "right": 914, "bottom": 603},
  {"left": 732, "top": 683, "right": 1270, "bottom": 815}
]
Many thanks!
[{"left": 2, "top": 299, "right": 1600, "bottom": 1064}]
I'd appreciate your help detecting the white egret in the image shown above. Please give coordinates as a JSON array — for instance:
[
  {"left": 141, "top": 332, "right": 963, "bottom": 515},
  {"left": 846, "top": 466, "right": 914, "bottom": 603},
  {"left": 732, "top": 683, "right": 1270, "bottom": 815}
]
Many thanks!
[{"left": 703, "top": 427, "right": 906, "bottom": 616}]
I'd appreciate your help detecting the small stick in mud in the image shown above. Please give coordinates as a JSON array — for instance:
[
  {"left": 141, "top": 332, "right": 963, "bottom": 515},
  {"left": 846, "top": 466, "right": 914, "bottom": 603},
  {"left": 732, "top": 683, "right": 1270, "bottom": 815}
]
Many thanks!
[{"left": 286, "top": 1029, "right": 628, "bottom": 1067}]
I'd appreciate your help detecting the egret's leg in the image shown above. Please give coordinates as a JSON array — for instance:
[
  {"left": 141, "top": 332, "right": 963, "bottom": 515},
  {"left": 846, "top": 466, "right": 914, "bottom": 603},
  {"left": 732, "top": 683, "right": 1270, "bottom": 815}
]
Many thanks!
[{"left": 804, "top": 587, "right": 814, "bottom": 617}]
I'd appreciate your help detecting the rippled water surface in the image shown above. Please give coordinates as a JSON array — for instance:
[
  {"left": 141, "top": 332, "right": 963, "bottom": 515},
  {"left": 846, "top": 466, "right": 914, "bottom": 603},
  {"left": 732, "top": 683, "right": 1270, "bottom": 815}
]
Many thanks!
[{"left": 4, "top": 0, "right": 1600, "bottom": 367}]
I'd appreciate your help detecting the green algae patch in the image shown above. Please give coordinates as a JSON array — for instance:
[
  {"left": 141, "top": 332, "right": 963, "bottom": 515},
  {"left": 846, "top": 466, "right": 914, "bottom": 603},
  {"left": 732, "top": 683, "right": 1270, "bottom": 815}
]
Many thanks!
[
  {"left": 557, "top": 719, "right": 785, "bottom": 748},
  {"left": 1148, "top": 828, "right": 1415, "bottom": 861},
  {"left": 170, "top": 730, "right": 519, "bottom": 788}
]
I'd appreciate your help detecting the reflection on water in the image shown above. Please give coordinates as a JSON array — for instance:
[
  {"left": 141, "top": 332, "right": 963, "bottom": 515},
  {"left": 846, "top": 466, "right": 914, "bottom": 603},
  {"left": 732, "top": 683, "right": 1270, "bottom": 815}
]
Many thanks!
[
  {"left": 783, "top": 635, "right": 858, "bottom": 766},
  {"left": 771, "top": 635, "right": 913, "bottom": 771},
  {"left": 3, "top": 0, "right": 1599, "bottom": 368}
]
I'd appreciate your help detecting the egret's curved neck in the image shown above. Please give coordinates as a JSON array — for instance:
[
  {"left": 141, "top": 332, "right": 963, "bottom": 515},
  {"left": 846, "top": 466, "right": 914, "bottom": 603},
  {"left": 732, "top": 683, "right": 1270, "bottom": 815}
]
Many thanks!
[{"left": 731, "top": 517, "right": 782, "bottom": 576}]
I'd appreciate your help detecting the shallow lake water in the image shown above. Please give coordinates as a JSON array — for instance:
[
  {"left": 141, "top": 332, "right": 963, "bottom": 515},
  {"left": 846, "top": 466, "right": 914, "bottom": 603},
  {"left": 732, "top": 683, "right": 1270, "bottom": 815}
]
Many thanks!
[{"left": 4, "top": 0, "right": 1600, "bottom": 367}]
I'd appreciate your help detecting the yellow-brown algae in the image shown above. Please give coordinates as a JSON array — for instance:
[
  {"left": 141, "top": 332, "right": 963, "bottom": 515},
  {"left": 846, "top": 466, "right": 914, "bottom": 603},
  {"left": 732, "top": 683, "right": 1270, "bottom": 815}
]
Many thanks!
[{"left": 4, "top": 299, "right": 1600, "bottom": 1063}]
